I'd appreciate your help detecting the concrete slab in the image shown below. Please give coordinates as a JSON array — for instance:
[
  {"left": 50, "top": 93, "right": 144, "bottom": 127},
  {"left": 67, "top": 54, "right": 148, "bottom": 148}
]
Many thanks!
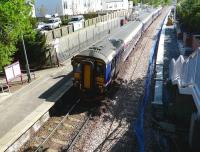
[
  {"left": 155, "top": 64, "right": 163, "bottom": 80},
  {"left": 152, "top": 80, "right": 163, "bottom": 105}
]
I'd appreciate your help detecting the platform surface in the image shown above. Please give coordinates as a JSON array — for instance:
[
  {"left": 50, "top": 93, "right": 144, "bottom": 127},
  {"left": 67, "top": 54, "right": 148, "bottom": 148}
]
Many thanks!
[{"left": 0, "top": 60, "right": 73, "bottom": 151}]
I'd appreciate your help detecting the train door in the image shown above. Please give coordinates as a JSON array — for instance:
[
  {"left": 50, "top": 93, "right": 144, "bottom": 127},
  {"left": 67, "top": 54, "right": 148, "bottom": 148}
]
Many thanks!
[
  {"left": 111, "top": 58, "right": 116, "bottom": 78},
  {"left": 83, "top": 63, "right": 92, "bottom": 89}
]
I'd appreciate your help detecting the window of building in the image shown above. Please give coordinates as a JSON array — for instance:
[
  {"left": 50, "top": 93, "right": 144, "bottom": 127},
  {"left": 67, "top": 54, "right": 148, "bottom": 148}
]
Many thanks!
[
  {"left": 65, "top": 2, "right": 68, "bottom": 9},
  {"left": 63, "top": 1, "right": 68, "bottom": 9}
]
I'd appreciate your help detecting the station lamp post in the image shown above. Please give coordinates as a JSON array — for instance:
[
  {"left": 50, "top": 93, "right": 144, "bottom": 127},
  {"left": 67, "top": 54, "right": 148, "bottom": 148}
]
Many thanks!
[{"left": 21, "top": 35, "right": 31, "bottom": 82}]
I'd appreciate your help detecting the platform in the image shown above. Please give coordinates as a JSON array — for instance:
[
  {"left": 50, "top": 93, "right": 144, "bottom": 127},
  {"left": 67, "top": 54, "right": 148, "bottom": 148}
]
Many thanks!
[{"left": 0, "top": 60, "right": 73, "bottom": 152}]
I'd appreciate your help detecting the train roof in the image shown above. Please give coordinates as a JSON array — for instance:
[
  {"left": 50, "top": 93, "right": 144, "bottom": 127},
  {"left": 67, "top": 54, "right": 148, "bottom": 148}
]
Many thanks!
[
  {"left": 110, "top": 20, "right": 143, "bottom": 44},
  {"left": 75, "top": 10, "right": 156, "bottom": 64},
  {"left": 76, "top": 37, "right": 118, "bottom": 64},
  {"left": 77, "top": 22, "right": 142, "bottom": 64}
]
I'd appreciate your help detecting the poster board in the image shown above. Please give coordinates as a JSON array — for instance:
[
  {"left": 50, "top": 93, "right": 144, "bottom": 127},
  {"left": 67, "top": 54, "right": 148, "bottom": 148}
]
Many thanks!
[{"left": 4, "top": 61, "right": 22, "bottom": 83}]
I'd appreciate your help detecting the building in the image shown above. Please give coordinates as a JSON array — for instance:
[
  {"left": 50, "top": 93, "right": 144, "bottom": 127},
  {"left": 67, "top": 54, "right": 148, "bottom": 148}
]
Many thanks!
[
  {"left": 34, "top": 0, "right": 102, "bottom": 17},
  {"left": 102, "top": 0, "right": 128, "bottom": 11},
  {"left": 34, "top": 0, "right": 128, "bottom": 17}
]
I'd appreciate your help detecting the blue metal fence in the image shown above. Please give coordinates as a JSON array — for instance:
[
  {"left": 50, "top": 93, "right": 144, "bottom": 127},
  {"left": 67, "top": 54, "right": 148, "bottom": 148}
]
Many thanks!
[{"left": 133, "top": 16, "right": 167, "bottom": 152}]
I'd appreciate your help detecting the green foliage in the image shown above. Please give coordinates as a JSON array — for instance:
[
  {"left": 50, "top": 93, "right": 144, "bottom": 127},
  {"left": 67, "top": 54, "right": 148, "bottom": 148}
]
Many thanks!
[
  {"left": 83, "top": 13, "right": 98, "bottom": 20},
  {"left": 0, "top": 0, "right": 35, "bottom": 69},
  {"left": 177, "top": 0, "right": 200, "bottom": 33},
  {"left": 15, "top": 33, "right": 47, "bottom": 69},
  {"left": 62, "top": 19, "right": 70, "bottom": 25},
  {"left": 131, "top": 0, "right": 171, "bottom": 6},
  {"left": 132, "top": 0, "right": 140, "bottom": 5}
]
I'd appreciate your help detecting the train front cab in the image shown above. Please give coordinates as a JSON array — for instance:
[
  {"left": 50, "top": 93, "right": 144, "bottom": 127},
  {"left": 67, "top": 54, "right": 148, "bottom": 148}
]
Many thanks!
[{"left": 72, "top": 57, "right": 106, "bottom": 99}]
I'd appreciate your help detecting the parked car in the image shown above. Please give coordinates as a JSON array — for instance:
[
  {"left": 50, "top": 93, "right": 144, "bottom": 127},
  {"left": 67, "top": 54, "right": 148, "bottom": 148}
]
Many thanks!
[
  {"left": 44, "top": 17, "right": 62, "bottom": 30},
  {"left": 69, "top": 15, "right": 85, "bottom": 22},
  {"left": 68, "top": 15, "right": 85, "bottom": 31},
  {"left": 36, "top": 22, "right": 46, "bottom": 31}
]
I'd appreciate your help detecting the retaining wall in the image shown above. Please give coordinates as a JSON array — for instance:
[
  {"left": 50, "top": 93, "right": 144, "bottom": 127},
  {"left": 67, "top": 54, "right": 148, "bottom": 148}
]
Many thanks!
[{"left": 46, "top": 10, "right": 130, "bottom": 64}]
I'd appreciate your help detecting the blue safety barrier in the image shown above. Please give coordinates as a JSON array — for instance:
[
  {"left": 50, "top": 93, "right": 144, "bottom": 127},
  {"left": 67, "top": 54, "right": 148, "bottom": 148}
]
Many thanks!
[{"left": 133, "top": 15, "right": 167, "bottom": 152}]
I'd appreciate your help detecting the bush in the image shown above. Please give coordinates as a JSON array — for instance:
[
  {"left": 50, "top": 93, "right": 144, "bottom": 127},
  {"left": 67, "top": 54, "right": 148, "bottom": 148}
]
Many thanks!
[
  {"left": 62, "top": 19, "right": 70, "bottom": 25},
  {"left": 83, "top": 12, "right": 98, "bottom": 20},
  {"left": 177, "top": 0, "right": 200, "bottom": 33}
]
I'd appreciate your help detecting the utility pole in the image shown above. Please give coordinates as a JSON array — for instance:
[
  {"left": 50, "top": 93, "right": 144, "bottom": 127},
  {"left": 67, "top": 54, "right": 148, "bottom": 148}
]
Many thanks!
[
  {"left": 22, "top": 35, "right": 31, "bottom": 82},
  {"left": 174, "top": 0, "right": 177, "bottom": 21}
]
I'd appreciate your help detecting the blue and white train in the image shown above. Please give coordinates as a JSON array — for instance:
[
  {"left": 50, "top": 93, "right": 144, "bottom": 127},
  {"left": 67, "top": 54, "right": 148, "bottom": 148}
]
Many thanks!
[{"left": 71, "top": 7, "right": 162, "bottom": 98}]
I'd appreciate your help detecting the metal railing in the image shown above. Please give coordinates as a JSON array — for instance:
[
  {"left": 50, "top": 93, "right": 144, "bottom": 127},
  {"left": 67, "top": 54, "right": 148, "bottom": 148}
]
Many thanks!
[{"left": 170, "top": 47, "right": 200, "bottom": 112}]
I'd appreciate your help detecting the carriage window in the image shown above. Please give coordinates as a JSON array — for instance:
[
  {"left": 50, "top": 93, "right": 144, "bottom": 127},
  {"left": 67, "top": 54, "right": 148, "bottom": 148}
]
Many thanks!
[
  {"left": 111, "top": 59, "right": 115, "bottom": 70},
  {"left": 96, "top": 64, "right": 104, "bottom": 77}
]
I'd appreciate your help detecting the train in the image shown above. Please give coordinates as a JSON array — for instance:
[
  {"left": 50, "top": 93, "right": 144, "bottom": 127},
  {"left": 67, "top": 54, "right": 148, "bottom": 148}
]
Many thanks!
[{"left": 71, "top": 7, "right": 162, "bottom": 99}]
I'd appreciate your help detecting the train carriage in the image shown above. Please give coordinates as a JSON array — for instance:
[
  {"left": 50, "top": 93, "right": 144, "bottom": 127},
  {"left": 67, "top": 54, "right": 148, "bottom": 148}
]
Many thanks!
[{"left": 71, "top": 8, "right": 162, "bottom": 99}]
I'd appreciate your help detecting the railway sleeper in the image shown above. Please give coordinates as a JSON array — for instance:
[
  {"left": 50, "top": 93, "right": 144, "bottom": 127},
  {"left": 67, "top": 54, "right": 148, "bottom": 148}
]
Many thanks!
[
  {"left": 57, "top": 130, "right": 68, "bottom": 136},
  {"left": 54, "top": 120, "right": 61, "bottom": 124},
  {"left": 68, "top": 116, "right": 82, "bottom": 122},
  {"left": 46, "top": 148, "right": 58, "bottom": 152},
  {"left": 63, "top": 123, "right": 75, "bottom": 129},
  {"left": 51, "top": 137, "right": 66, "bottom": 145}
]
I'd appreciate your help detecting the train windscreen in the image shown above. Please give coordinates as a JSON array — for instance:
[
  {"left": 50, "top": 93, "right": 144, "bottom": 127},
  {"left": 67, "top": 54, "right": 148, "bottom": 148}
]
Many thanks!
[
  {"left": 73, "top": 63, "right": 81, "bottom": 80},
  {"left": 96, "top": 64, "right": 104, "bottom": 78}
]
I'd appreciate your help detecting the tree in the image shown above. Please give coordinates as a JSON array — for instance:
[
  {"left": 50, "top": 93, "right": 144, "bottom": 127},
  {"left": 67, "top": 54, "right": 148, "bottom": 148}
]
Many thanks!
[
  {"left": 177, "top": 0, "right": 200, "bottom": 33},
  {"left": 0, "top": 0, "right": 35, "bottom": 69}
]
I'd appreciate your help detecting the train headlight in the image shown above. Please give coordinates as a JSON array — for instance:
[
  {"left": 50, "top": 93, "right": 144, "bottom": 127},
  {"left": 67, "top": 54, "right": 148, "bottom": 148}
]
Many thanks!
[
  {"left": 74, "top": 73, "right": 80, "bottom": 80},
  {"left": 96, "top": 77, "right": 104, "bottom": 83}
]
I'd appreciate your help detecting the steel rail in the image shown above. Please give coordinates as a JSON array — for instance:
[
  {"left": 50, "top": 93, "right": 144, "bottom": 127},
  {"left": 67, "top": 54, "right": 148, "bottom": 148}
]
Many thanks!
[
  {"left": 34, "top": 99, "right": 81, "bottom": 152},
  {"left": 64, "top": 115, "right": 91, "bottom": 151}
]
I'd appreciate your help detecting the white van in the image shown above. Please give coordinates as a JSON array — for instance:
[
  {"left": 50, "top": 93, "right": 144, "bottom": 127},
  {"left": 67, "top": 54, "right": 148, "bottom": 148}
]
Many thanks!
[
  {"left": 69, "top": 15, "right": 85, "bottom": 23},
  {"left": 68, "top": 15, "right": 85, "bottom": 31}
]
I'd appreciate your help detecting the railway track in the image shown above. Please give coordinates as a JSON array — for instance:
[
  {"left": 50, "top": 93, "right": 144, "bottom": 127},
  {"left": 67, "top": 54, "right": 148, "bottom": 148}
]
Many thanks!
[
  {"left": 18, "top": 88, "right": 99, "bottom": 152},
  {"left": 100, "top": 9, "right": 170, "bottom": 151},
  {"left": 93, "top": 28, "right": 151, "bottom": 152},
  {"left": 95, "top": 8, "right": 170, "bottom": 152}
]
